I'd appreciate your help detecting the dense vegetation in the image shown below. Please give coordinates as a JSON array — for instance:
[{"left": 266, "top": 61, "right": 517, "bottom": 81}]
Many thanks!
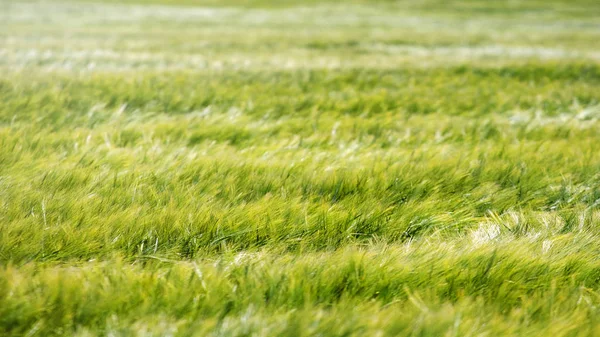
[{"left": 1, "top": 0, "right": 600, "bottom": 335}]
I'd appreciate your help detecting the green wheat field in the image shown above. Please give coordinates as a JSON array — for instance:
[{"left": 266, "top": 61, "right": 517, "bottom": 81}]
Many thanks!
[{"left": 1, "top": 0, "right": 600, "bottom": 336}]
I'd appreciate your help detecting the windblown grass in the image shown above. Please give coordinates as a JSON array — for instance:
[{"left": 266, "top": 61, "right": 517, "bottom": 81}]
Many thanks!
[{"left": 1, "top": 0, "right": 600, "bottom": 336}]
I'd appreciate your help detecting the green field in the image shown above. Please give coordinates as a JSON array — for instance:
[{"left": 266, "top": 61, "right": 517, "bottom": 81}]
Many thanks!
[{"left": 2, "top": 0, "right": 600, "bottom": 336}]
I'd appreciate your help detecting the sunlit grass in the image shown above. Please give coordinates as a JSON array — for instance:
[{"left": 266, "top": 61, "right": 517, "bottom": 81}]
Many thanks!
[{"left": 1, "top": 0, "right": 600, "bottom": 336}]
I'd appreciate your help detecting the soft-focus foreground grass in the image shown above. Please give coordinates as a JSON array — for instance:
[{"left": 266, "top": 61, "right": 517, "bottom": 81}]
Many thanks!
[{"left": 2, "top": 0, "right": 600, "bottom": 336}]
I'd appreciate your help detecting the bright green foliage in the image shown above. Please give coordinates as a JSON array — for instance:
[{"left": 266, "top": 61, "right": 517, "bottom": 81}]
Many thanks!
[{"left": 1, "top": 0, "right": 600, "bottom": 336}]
